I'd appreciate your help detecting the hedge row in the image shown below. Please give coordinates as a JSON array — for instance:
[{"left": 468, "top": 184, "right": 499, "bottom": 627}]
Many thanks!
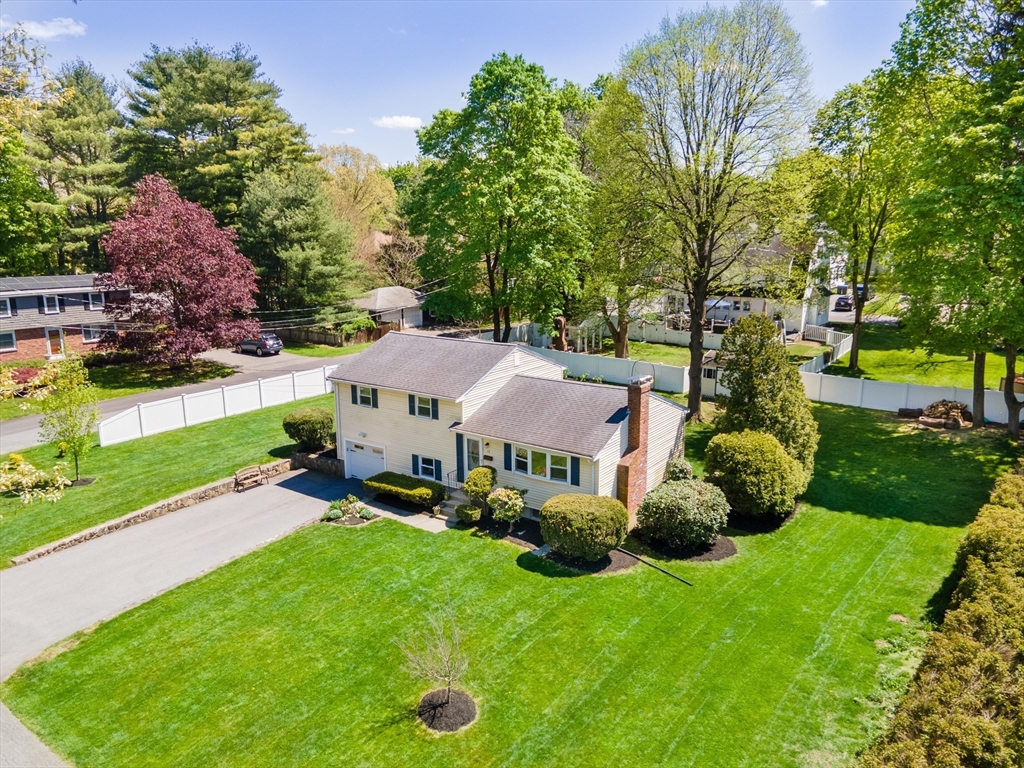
[
  {"left": 362, "top": 471, "right": 445, "bottom": 507},
  {"left": 860, "top": 459, "right": 1024, "bottom": 767}
]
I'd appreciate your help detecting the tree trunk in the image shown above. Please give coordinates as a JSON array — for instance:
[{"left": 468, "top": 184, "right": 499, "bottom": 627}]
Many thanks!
[
  {"left": 552, "top": 316, "right": 568, "bottom": 351},
  {"left": 613, "top": 321, "right": 629, "bottom": 359},
  {"left": 849, "top": 304, "right": 863, "bottom": 371},
  {"left": 1005, "top": 342, "right": 1022, "bottom": 440},
  {"left": 972, "top": 351, "right": 986, "bottom": 428},
  {"left": 686, "top": 284, "right": 707, "bottom": 422},
  {"left": 74, "top": 453, "right": 80, "bottom": 482},
  {"left": 501, "top": 307, "right": 512, "bottom": 343},
  {"left": 446, "top": 682, "right": 452, "bottom": 705},
  {"left": 491, "top": 305, "right": 501, "bottom": 344}
]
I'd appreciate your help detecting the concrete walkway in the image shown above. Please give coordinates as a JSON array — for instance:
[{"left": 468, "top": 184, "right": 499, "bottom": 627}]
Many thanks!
[
  {"left": 0, "top": 348, "right": 361, "bottom": 454},
  {"left": 0, "top": 469, "right": 361, "bottom": 766}
]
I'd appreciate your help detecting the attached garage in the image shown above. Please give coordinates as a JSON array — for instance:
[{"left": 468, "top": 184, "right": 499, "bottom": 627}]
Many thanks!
[{"left": 345, "top": 440, "right": 385, "bottom": 480}]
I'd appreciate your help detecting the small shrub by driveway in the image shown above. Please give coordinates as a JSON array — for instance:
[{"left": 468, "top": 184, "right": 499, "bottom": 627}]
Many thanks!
[{"left": 362, "top": 472, "right": 445, "bottom": 507}]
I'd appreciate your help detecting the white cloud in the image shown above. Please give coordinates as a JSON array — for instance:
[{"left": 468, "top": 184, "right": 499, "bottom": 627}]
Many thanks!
[
  {"left": 371, "top": 115, "right": 423, "bottom": 130},
  {"left": 13, "top": 17, "right": 87, "bottom": 40},
  {"left": 331, "top": 128, "right": 356, "bottom": 135},
  {"left": 811, "top": 0, "right": 828, "bottom": 7}
]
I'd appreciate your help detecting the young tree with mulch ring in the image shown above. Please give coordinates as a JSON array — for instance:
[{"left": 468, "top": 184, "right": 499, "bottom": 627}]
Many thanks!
[{"left": 38, "top": 357, "right": 100, "bottom": 484}]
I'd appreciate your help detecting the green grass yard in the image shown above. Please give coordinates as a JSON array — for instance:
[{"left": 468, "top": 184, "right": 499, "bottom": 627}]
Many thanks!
[
  {"left": 283, "top": 341, "right": 372, "bottom": 358},
  {"left": 601, "top": 338, "right": 692, "bottom": 368},
  {"left": 825, "top": 324, "right": 1006, "bottom": 390},
  {"left": 0, "top": 395, "right": 331, "bottom": 566},
  {"left": 0, "top": 359, "right": 235, "bottom": 421},
  {"left": 2, "top": 404, "right": 1016, "bottom": 767}
]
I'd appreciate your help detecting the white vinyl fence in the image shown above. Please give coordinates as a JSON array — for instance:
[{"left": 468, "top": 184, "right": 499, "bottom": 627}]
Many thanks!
[
  {"left": 531, "top": 347, "right": 690, "bottom": 394},
  {"left": 799, "top": 325, "right": 854, "bottom": 374},
  {"left": 98, "top": 366, "right": 338, "bottom": 447}
]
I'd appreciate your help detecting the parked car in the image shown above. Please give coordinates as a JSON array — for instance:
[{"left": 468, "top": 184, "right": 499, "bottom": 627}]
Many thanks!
[
  {"left": 834, "top": 296, "right": 854, "bottom": 311},
  {"left": 237, "top": 332, "right": 283, "bottom": 356}
]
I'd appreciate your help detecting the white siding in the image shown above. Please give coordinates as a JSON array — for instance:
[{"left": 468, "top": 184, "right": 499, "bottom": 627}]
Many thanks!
[
  {"left": 596, "top": 424, "right": 627, "bottom": 497},
  {"left": 335, "top": 383, "right": 460, "bottom": 480},
  {"left": 467, "top": 436, "right": 595, "bottom": 516},
  {"left": 646, "top": 396, "right": 686, "bottom": 492},
  {"left": 459, "top": 349, "right": 564, "bottom": 418}
]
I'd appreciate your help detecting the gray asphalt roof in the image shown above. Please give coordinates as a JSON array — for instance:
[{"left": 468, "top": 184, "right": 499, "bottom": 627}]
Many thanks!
[
  {"left": 326, "top": 332, "right": 536, "bottom": 400},
  {"left": 456, "top": 375, "right": 630, "bottom": 458},
  {"left": 0, "top": 274, "right": 98, "bottom": 294},
  {"left": 353, "top": 286, "right": 425, "bottom": 313}
]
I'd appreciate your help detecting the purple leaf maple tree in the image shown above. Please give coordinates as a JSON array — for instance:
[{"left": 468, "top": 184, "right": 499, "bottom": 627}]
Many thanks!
[{"left": 99, "top": 175, "right": 261, "bottom": 365}]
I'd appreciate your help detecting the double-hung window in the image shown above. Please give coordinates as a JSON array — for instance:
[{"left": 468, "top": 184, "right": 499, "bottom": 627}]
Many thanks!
[
  {"left": 358, "top": 386, "right": 373, "bottom": 407},
  {"left": 513, "top": 444, "right": 569, "bottom": 484},
  {"left": 42, "top": 295, "right": 59, "bottom": 314},
  {"left": 0, "top": 298, "right": 10, "bottom": 318},
  {"left": 88, "top": 292, "right": 105, "bottom": 310},
  {"left": 0, "top": 331, "right": 15, "bottom": 352},
  {"left": 416, "top": 395, "right": 432, "bottom": 418},
  {"left": 83, "top": 325, "right": 112, "bottom": 343},
  {"left": 419, "top": 456, "right": 436, "bottom": 479}
]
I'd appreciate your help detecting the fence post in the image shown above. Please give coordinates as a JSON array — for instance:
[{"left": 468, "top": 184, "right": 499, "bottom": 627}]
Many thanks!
[
  {"left": 181, "top": 394, "right": 189, "bottom": 427},
  {"left": 136, "top": 403, "right": 145, "bottom": 437},
  {"left": 817, "top": 373, "right": 824, "bottom": 402},
  {"left": 257, "top": 378, "right": 264, "bottom": 408},
  {"left": 221, "top": 385, "right": 228, "bottom": 417},
  {"left": 292, "top": 372, "right": 298, "bottom": 400}
]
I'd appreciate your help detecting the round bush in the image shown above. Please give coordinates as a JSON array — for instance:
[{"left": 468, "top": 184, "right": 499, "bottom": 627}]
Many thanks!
[
  {"left": 703, "top": 430, "right": 807, "bottom": 519},
  {"left": 454, "top": 504, "right": 481, "bottom": 524},
  {"left": 488, "top": 487, "right": 525, "bottom": 530},
  {"left": 283, "top": 407, "right": 335, "bottom": 452},
  {"left": 464, "top": 466, "right": 497, "bottom": 505},
  {"left": 665, "top": 457, "right": 694, "bottom": 482},
  {"left": 637, "top": 480, "right": 729, "bottom": 548},
  {"left": 540, "top": 494, "right": 628, "bottom": 562}
]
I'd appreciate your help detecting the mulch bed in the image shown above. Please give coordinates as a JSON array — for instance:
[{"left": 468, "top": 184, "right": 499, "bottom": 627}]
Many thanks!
[
  {"left": 328, "top": 513, "right": 380, "bottom": 527},
  {"left": 638, "top": 534, "right": 737, "bottom": 563},
  {"left": 371, "top": 493, "right": 433, "bottom": 516},
  {"left": 417, "top": 689, "right": 477, "bottom": 733},
  {"left": 70, "top": 478, "right": 97, "bottom": 487},
  {"left": 546, "top": 548, "right": 639, "bottom": 575},
  {"left": 473, "top": 516, "right": 545, "bottom": 549},
  {"left": 726, "top": 506, "right": 798, "bottom": 533}
]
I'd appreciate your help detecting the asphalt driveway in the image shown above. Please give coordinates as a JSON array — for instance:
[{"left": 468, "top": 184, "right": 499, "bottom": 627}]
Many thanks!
[{"left": 0, "top": 469, "right": 361, "bottom": 767}]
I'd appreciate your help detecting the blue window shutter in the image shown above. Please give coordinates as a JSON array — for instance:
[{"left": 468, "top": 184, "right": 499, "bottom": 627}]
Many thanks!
[
  {"left": 408, "top": 394, "right": 415, "bottom": 415},
  {"left": 435, "top": 459, "right": 442, "bottom": 481},
  {"left": 350, "top": 384, "right": 357, "bottom": 405},
  {"left": 371, "top": 388, "right": 378, "bottom": 408},
  {"left": 58, "top": 296, "right": 66, "bottom": 312},
  {"left": 504, "top": 443, "right": 512, "bottom": 471},
  {"left": 37, "top": 296, "right": 44, "bottom": 314},
  {"left": 456, "top": 435, "right": 465, "bottom": 483},
  {"left": 570, "top": 457, "right": 580, "bottom": 486},
  {"left": 412, "top": 454, "right": 419, "bottom": 475},
  {"left": 431, "top": 398, "right": 439, "bottom": 420}
]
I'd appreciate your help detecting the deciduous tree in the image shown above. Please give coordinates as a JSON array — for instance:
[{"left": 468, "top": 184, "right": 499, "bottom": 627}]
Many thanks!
[
  {"left": 99, "top": 175, "right": 260, "bottom": 365},
  {"left": 410, "top": 53, "right": 590, "bottom": 341},
  {"left": 320, "top": 144, "right": 397, "bottom": 265},
  {"left": 617, "top": 0, "right": 812, "bottom": 420},
  {"left": 38, "top": 357, "right": 100, "bottom": 483},
  {"left": 0, "top": 130, "right": 59, "bottom": 275}
]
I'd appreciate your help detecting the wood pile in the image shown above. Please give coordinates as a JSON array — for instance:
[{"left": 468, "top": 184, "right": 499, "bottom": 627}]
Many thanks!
[{"left": 918, "top": 400, "right": 972, "bottom": 430}]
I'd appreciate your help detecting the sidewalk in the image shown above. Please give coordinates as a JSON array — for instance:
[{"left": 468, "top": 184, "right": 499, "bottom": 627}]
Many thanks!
[{"left": 0, "top": 349, "right": 358, "bottom": 454}]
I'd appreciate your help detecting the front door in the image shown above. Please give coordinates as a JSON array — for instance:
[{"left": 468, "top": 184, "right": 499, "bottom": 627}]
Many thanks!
[
  {"left": 466, "top": 437, "right": 482, "bottom": 472},
  {"left": 45, "top": 327, "right": 64, "bottom": 358}
]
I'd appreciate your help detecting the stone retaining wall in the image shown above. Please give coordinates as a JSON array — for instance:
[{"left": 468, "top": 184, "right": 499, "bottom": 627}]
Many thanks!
[
  {"left": 10, "top": 458, "right": 294, "bottom": 566},
  {"left": 292, "top": 451, "right": 346, "bottom": 477}
]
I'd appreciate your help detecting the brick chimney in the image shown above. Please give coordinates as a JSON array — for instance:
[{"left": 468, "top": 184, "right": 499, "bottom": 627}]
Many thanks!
[{"left": 617, "top": 375, "right": 652, "bottom": 525}]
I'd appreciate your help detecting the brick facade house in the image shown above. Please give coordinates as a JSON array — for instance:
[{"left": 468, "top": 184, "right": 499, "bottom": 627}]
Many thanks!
[{"left": 0, "top": 275, "right": 117, "bottom": 363}]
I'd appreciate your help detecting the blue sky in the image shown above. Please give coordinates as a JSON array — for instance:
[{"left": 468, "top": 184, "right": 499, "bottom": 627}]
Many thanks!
[{"left": 3, "top": 1, "right": 915, "bottom": 164}]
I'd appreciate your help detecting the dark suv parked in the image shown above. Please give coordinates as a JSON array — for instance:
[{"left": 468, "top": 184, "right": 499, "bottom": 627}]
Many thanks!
[{"left": 237, "top": 332, "right": 284, "bottom": 357}]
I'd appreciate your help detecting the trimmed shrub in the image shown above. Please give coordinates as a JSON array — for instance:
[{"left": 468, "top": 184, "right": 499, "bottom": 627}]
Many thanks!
[
  {"left": 665, "top": 457, "right": 694, "bottom": 481},
  {"left": 363, "top": 471, "right": 444, "bottom": 507},
  {"left": 860, "top": 479, "right": 1024, "bottom": 767},
  {"left": 703, "top": 430, "right": 806, "bottom": 519},
  {"left": 464, "top": 465, "right": 497, "bottom": 507},
  {"left": 637, "top": 480, "right": 729, "bottom": 549},
  {"left": 488, "top": 487, "right": 525, "bottom": 531},
  {"left": 454, "top": 504, "right": 481, "bottom": 524},
  {"left": 989, "top": 459, "right": 1024, "bottom": 511},
  {"left": 540, "top": 494, "right": 628, "bottom": 561},
  {"left": 283, "top": 407, "right": 334, "bottom": 452}
]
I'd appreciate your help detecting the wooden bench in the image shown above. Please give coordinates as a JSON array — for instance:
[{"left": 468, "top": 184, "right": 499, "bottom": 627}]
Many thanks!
[{"left": 234, "top": 465, "right": 267, "bottom": 492}]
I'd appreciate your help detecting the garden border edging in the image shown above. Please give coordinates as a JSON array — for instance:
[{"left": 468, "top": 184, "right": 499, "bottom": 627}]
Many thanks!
[{"left": 9, "top": 458, "right": 295, "bottom": 566}]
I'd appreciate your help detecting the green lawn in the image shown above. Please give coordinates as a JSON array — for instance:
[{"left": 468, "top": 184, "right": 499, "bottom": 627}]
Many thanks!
[
  {"left": 825, "top": 324, "right": 1007, "bottom": 389},
  {"left": 601, "top": 338, "right": 692, "bottom": 368},
  {"left": 284, "top": 341, "right": 372, "bottom": 358},
  {"left": 0, "top": 395, "right": 330, "bottom": 566},
  {"left": 0, "top": 359, "right": 235, "bottom": 421},
  {"left": 787, "top": 342, "right": 828, "bottom": 365},
  {"left": 2, "top": 405, "right": 1016, "bottom": 767}
]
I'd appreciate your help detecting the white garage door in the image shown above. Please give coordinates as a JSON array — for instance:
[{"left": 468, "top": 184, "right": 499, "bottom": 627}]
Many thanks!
[{"left": 345, "top": 441, "right": 385, "bottom": 479}]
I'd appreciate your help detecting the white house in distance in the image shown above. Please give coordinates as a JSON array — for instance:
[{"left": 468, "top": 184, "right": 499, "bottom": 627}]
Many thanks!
[
  {"left": 327, "top": 333, "right": 687, "bottom": 522},
  {"left": 663, "top": 290, "right": 828, "bottom": 334}
]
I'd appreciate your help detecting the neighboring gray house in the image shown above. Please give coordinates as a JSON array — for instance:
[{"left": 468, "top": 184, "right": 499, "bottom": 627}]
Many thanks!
[
  {"left": 0, "top": 274, "right": 116, "bottom": 362},
  {"left": 327, "top": 332, "right": 687, "bottom": 523},
  {"left": 353, "top": 286, "right": 426, "bottom": 329}
]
